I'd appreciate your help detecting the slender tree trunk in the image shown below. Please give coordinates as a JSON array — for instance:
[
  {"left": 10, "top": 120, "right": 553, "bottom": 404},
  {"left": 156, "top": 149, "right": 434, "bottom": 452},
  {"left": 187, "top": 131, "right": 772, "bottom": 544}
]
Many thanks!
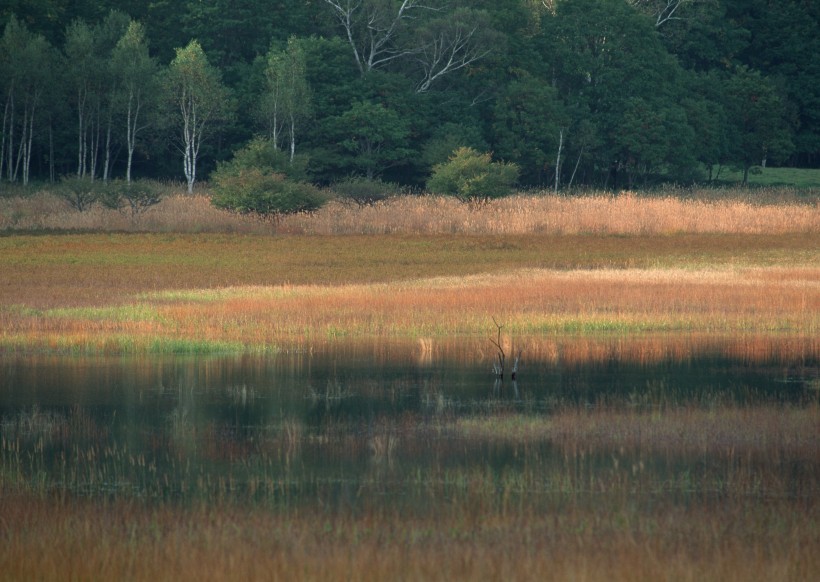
[
  {"left": 126, "top": 92, "right": 135, "bottom": 183},
  {"left": 103, "top": 105, "right": 113, "bottom": 181},
  {"left": 272, "top": 107, "right": 279, "bottom": 149},
  {"left": 89, "top": 106, "right": 101, "bottom": 180},
  {"left": 6, "top": 92, "right": 15, "bottom": 181},
  {"left": 554, "top": 128, "right": 564, "bottom": 194},
  {"left": 77, "top": 87, "right": 86, "bottom": 177},
  {"left": 289, "top": 113, "right": 296, "bottom": 162},
  {"left": 0, "top": 89, "right": 11, "bottom": 182},
  {"left": 568, "top": 146, "right": 584, "bottom": 190},
  {"left": 23, "top": 101, "right": 36, "bottom": 185},
  {"left": 48, "top": 118, "right": 55, "bottom": 183}
]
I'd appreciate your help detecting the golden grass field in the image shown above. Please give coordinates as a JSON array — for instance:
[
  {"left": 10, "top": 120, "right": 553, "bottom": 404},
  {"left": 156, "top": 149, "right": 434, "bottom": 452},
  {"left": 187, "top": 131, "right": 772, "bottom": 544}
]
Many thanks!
[{"left": 1, "top": 189, "right": 818, "bottom": 581}]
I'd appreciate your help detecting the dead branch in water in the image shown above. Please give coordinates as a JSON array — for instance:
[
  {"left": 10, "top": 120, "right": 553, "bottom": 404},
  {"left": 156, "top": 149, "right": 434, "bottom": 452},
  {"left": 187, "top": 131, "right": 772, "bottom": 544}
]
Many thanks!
[{"left": 490, "top": 317, "right": 522, "bottom": 380}]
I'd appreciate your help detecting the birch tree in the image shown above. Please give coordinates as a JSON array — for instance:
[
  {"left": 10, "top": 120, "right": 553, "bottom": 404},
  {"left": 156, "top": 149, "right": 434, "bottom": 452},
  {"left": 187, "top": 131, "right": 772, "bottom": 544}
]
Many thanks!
[
  {"left": 0, "top": 16, "right": 53, "bottom": 185},
  {"left": 263, "top": 37, "right": 311, "bottom": 162},
  {"left": 321, "top": 1, "right": 494, "bottom": 92},
  {"left": 166, "top": 40, "right": 231, "bottom": 193},
  {"left": 95, "top": 11, "right": 131, "bottom": 182},
  {"left": 111, "top": 21, "right": 157, "bottom": 183},
  {"left": 626, "top": 0, "right": 713, "bottom": 28},
  {"left": 414, "top": 8, "right": 496, "bottom": 93},
  {"left": 64, "top": 19, "right": 98, "bottom": 179},
  {"left": 321, "top": 0, "right": 426, "bottom": 75}
]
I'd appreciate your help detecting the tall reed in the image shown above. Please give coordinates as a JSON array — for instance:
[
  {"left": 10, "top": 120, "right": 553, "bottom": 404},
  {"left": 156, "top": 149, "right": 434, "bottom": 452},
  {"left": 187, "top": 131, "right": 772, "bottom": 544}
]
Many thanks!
[{"left": 2, "top": 189, "right": 818, "bottom": 235}]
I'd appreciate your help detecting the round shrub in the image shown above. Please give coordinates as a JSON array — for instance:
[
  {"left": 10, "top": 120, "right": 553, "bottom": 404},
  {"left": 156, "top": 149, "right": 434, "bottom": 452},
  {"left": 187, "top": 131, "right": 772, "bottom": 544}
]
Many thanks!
[
  {"left": 211, "top": 168, "right": 326, "bottom": 217},
  {"left": 427, "top": 147, "right": 519, "bottom": 203}
]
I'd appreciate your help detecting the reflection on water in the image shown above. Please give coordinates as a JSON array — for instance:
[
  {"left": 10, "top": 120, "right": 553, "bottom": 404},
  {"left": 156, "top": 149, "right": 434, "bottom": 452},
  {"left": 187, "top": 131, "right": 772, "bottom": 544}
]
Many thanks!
[{"left": 1, "top": 336, "right": 818, "bottom": 507}]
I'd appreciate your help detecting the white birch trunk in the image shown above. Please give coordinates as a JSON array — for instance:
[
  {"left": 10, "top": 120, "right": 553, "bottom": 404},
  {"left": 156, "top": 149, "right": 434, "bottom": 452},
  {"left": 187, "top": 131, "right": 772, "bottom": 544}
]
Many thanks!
[
  {"left": 22, "top": 100, "right": 36, "bottom": 185},
  {"left": 6, "top": 91, "right": 15, "bottom": 181},
  {"left": 289, "top": 113, "right": 296, "bottom": 162},
  {"left": 77, "top": 87, "right": 86, "bottom": 177},
  {"left": 554, "top": 127, "right": 564, "bottom": 194},
  {"left": 0, "top": 88, "right": 10, "bottom": 181}
]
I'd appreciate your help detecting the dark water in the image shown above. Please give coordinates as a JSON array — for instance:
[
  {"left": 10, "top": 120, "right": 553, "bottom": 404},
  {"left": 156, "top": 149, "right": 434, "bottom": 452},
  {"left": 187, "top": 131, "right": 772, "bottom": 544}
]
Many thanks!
[{"left": 1, "top": 342, "right": 817, "bottom": 507}]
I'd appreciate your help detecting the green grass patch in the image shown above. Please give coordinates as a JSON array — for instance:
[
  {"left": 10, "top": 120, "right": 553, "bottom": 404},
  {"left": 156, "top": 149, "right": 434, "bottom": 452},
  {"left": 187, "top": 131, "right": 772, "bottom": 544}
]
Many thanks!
[
  {"left": 715, "top": 166, "right": 820, "bottom": 189},
  {"left": 0, "top": 334, "right": 271, "bottom": 355}
]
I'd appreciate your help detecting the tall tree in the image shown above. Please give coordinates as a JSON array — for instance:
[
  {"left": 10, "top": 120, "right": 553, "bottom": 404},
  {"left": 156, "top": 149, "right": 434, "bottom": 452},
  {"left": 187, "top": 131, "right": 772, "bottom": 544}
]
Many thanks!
[
  {"left": 492, "top": 75, "right": 567, "bottom": 186},
  {"left": 0, "top": 16, "right": 54, "bottom": 184},
  {"left": 324, "top": 100, "right": 411, "bottom": 179},
  {"left": 722, "top": 66, "right": 794, "bottom": 183},
  {"left": 111, "top": 20, "right": 157, "bottom": 183},
  {"left": 63, "top": 18, "right": 96, "bottom": 178},
  {"left": 263, "top": 37, "right": 312, "bottom": 162},
  {"left": 166, "top": 40, "right": 232, "bottom": 192}
]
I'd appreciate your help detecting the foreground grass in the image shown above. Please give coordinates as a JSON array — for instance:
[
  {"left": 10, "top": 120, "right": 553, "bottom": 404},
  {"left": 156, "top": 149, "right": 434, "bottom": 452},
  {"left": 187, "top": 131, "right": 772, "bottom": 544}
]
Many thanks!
[
  {"left": 3, "top": 404, "right": 818, "bottom": 581},
  {"left": 2, "top": 494, "right": 816, "bottom": 582}
]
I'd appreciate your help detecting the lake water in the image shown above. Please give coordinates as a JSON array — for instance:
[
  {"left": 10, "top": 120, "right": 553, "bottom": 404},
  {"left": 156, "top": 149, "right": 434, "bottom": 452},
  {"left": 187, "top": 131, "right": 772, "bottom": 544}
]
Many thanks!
[{"left": 1, "top": 338, "right": 817, "bottom": 508}]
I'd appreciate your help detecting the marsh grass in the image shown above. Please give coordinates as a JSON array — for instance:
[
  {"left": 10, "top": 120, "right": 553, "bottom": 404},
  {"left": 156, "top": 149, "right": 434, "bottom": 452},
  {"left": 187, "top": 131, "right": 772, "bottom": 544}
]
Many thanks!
[
  {"left": 3, "top": 266, "right": 817, "bottom": 356},
  {"left": 1, "top": 188, "right": 818, "bottom": 235},
  {"left": 1, "top": 492, "right": 815, "bottom": 581},
  {"left": 1, "top": 188, "right": 818, "bottom": 579}
]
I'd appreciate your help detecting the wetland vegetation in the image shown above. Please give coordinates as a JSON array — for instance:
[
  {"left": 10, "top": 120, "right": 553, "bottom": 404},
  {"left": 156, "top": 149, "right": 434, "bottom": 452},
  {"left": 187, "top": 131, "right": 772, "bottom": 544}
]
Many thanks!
[{"left": 1, "top": 190, "right": 818, "bottom": 581}]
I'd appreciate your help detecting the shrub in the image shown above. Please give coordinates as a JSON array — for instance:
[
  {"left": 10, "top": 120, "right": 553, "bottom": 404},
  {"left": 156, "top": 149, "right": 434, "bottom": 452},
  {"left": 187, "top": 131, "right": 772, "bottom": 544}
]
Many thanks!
[
  {"left": 223, "top": 137, "right": 309, "bottom": 181},
  {"left": 100, "top": 180, "right": 163, "bottom": 216},
  {"left": 332, "top": 176, "right": 399, "bottom": 206},
  {"left": 210, "top": 138, "right": 326, "bottom": 218},
  {"left": 427, "top": 147, "right": 519, "bottom": 203},
  {"left": 55, "top": 176, "right": 100, "bottom": 211},
  {"left": 211, "top": 168, "right": 326, "bottom": 217}
]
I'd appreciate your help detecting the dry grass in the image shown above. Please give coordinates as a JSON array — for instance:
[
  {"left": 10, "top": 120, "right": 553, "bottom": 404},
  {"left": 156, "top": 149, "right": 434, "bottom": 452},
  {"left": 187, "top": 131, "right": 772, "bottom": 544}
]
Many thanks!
[
  {"left": 1, "top": 189, "right": 818, "bottom": 235},
  {"left": 282, "top": 192, "right": 820, "bottom": 235}
]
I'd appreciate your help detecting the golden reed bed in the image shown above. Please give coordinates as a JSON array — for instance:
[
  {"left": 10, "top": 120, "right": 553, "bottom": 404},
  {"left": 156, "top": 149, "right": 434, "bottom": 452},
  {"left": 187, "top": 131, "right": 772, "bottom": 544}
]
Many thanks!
[{"left": 1, "top": 189, "right": 818, "bottom": 235}]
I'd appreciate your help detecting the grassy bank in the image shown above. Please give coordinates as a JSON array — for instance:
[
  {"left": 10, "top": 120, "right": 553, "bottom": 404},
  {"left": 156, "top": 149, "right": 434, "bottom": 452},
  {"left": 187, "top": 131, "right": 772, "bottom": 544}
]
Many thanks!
[{"left": 0, "top": 233, "right": 817, "bottom": 355}]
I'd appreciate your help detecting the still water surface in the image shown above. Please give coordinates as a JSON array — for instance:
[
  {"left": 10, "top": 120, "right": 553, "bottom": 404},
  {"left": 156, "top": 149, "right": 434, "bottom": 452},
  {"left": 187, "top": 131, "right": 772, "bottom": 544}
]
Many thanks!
[{"left": 1, "top": 339, "right": 816, "bottom": 507}]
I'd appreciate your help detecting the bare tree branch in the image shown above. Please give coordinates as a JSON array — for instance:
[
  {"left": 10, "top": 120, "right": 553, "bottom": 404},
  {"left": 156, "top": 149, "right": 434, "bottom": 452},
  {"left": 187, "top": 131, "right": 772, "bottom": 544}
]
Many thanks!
[
  {"left": 626, "top": 0, "right": 712, "bottom": 28},
  {"left": 414, "top": 10, "right": 493, "bottom": 93},
  {"left": 322, "top": 0, "right": 433, "bottom": 74}
]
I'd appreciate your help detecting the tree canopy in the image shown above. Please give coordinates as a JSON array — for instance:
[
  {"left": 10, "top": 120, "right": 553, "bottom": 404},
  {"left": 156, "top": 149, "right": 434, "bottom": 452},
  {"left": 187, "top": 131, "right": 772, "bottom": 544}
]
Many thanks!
[{"left": 1, "top": 0, "right": 817, "bottom": 190}]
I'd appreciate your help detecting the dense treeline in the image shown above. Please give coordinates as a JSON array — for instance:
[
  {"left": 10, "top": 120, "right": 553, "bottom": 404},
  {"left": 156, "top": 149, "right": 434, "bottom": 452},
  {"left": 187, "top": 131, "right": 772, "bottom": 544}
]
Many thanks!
[{"left": 1, "top": 0, "right": 817, "bottom": 191}]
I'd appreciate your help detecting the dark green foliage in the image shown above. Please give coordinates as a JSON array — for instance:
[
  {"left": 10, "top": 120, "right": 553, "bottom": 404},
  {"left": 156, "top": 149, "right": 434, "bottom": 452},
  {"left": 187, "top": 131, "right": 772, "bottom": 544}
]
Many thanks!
[
  {"left": 0, "top": 0, "right": 818, "bottom": 190},
  {"left": 211, "top": 138, "right": 325, "bottom": 216},
  {"left": 211, "top": 169, "right": 326, "bottom": 217},
  {"left": 427, "top": 147, "right": 519, "bottom": 202},
  {"left": 223, "top": 137, "right": 309, "bottom": 182}
]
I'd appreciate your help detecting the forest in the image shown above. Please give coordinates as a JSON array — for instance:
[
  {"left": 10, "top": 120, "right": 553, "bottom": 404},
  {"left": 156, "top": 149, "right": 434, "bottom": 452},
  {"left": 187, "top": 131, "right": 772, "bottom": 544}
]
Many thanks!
[{"left": 1, "top": 0, "right": 818, "bottom": 193}]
